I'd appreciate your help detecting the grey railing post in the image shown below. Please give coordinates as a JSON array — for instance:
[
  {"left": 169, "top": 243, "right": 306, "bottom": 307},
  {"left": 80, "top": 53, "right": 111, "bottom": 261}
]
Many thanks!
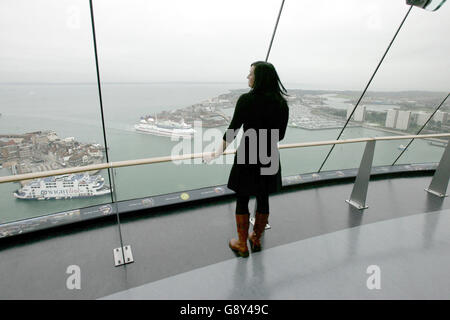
[
  {"left": 346, "top": 139, "right": 376, "bottom": 210},
  {"left": 425, "top": 140, "right": 450, "bottom": 197}
]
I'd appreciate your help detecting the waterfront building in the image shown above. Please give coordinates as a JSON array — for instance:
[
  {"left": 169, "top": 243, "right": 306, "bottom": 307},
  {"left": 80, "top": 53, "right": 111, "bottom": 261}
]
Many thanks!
[
  {"left": 412, "top": 111, "right": 430, "bottom": 126},
  {"left": 385, "top": 109, "right": 398, "bottom": 128},
  {"left": 395, "top": 110, "right": 411, "bottom": 130},
  {"left": 434, "top": 111, "right": 449, "bottom": 124},
  {"left": 346, "top": 106, "right": 366, "bottom": 121},
  {"left": 354, "top": 106, "right": 366, "bottom": 122}
]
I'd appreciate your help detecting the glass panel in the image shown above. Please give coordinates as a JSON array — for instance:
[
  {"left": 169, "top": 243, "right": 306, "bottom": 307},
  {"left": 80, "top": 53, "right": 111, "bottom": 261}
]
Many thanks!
[
  {"left": 321, "top": 3, "right": 450, "bottom": 171},
  {"left": 0, "top": 0, "right": 112, "bottom": 228},
  {"left": 269, "top": 0, "right": 414, "bottom": 174},
  {"left": 92, "top": 0, "right": 281, "bottom": 200}
]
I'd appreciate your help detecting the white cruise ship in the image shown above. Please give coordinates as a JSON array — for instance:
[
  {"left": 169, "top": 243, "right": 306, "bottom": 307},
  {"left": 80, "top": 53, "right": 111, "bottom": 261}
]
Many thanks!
[
  {"left": 134, "top": 117, "right": 196, "bottom": 139},
  {"left": 14, "top": 174, "right": 111, "bottom": 200}
]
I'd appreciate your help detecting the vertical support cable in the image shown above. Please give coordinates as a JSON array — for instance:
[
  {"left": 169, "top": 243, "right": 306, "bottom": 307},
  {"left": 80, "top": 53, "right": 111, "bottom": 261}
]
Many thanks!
[
  {"left": 89, "top": 0, "right": 126, "bottom": 265},
  {"left": 317, "top": 5, "right": 414, "bottom": 173},
  {"left": 88, "top": 0, "right": 110, "bottom": 196},
  {"left": 265, "top": 0, "right": 286, "bottom": 62},
  {"left": 392, "top": 92, "right": 450, "bottom": 165}
]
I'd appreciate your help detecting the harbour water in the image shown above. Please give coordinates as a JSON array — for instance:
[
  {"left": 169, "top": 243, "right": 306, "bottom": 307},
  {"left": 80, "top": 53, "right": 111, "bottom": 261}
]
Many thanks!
[{"left": 0, "top": 83, "right": 445, "bottom": 224}]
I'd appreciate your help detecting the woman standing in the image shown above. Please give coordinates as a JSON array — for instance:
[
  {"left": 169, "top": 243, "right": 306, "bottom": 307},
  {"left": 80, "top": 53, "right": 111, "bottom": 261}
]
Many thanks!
[{"left": 204, "top": 61, "right": 289, "bottom": 257}]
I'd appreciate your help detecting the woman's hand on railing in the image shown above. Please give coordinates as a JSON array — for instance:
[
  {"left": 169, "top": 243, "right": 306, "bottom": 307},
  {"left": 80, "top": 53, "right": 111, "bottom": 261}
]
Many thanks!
[{"left": 202, "top": 150, "right": 221, "bottom": 164}]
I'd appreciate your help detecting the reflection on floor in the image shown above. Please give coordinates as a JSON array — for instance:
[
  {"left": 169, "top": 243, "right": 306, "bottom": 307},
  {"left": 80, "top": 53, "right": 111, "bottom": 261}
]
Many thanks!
[
  {"left": 102, "top": 208, "right": 450, "bottom": 299},
  {"left": 0, "top": 173, "right": 448, "bottom": 299}
]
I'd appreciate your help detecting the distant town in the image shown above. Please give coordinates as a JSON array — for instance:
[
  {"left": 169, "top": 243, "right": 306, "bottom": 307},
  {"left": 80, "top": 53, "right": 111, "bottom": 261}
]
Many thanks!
[
  {"left": 0, "top": 131, "right": 105, "bottom": 185},
  {"left": 149, "top": 89, "right": 449, "bottom": 137}
]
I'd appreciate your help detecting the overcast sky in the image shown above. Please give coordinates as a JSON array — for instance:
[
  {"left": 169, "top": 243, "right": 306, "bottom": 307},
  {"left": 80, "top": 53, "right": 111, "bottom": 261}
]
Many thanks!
[{"left": 0, "top": 0, "right": 449, "bottom": 91}]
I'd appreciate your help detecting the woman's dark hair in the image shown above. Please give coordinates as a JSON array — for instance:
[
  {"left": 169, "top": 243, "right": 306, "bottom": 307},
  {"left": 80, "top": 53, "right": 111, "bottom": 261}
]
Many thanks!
[{"left": 250, "top": 61, "right": 288, "bottom": 101}]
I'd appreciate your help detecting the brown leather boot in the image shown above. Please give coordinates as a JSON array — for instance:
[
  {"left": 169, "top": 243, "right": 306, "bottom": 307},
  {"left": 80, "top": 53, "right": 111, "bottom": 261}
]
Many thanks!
[
  {"left": 248, "top": 211, "right": 269, "bottom": 252},
  {"left": 229, "top": 213, "right": 249, "bottom": 257}
]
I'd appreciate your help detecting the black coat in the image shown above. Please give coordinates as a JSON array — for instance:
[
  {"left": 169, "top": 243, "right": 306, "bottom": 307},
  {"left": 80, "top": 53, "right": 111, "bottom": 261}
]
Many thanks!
[{"left": 222, "top": 91, "right": 289, "bottom": 196}]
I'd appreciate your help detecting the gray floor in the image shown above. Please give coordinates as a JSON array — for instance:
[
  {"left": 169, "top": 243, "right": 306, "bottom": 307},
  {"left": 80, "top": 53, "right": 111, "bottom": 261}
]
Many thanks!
[
  {"left": 0, "top": 173, "right": 449, "bottom": 299},
  {"left": 101, "top": 209, "right": 450, "bottom": 300}
]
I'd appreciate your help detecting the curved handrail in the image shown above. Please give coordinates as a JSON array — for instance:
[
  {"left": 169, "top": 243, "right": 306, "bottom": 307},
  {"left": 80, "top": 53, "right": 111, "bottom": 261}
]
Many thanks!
[{"left": 0, "top": 133, "right": 449, "bottom": 184}]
